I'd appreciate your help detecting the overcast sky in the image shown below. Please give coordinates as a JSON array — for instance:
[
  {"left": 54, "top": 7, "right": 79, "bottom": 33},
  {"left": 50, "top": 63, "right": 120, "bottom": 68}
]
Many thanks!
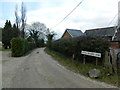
[{"left": 0, "top": 0, "right": 119, "bottom": 39}]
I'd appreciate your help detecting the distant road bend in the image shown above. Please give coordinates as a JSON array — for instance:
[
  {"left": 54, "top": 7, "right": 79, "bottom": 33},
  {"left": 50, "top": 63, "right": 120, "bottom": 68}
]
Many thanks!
[{"left": 2, "top": 48, "right": 117, "bottom": 88}]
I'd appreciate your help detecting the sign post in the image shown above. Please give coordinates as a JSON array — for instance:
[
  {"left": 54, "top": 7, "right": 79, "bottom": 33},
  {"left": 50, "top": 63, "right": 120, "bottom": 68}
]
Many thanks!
[
  {"left": 96, "top": 58, "right": 98, "bottom": 66},
  {"left": 81, "top": 51, "right": 101, "bottom": 65},
  {"left": 83, "top": 55, "right": 86, "bottom": 64}
]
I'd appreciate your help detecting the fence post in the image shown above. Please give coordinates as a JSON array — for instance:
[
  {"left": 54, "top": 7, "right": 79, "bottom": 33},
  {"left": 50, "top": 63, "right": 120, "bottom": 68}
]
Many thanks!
[
  {"left": 96, "top": 58, "right": 98, "bottom": 65},
  {"left": 110, "top": 49, "right": 117, "bottom": 74}
]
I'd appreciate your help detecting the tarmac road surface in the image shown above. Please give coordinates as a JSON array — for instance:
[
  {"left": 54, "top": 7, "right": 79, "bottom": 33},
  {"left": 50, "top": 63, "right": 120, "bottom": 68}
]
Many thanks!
[{"left": 2, "top": 48, "right": 117, "bottom": 88}]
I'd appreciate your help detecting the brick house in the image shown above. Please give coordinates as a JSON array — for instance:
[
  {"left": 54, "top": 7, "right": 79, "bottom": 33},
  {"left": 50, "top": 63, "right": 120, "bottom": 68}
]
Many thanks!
[{"left": 61, "top": 29, "right": 84, "bottom": 39}]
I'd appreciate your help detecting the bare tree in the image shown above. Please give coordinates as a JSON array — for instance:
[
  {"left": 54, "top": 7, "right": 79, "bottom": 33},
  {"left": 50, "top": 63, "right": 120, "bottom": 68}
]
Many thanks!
[
  {"left": 27, "top": 22, "right": 47, "bottom": 40},
  {"left": 26, "top": 22, "right": 48, "bottom": 47},
  {"left": 15, "top": 4, "right": 20, "bottom": 29},
  {"left": 21, "top": 2, "right": 27, "bottom": 38},
  {"left": 31, "top": 22, "right": 47, "bottom": 36}
]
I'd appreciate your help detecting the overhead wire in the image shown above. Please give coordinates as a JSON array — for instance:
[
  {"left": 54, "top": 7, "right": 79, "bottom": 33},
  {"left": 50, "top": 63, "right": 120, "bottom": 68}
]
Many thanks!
[
  {"left": 108, "top": 13, "right": 118, "bottom": 26},
  {"left": 51, "top": 0, "right": 118, "bottom": 32},
  {"left": 109, "top": 13, "right": 119, "bottom": 40},
  {"left": 50, "top": 0, "right": 84, "bottom": 29}
]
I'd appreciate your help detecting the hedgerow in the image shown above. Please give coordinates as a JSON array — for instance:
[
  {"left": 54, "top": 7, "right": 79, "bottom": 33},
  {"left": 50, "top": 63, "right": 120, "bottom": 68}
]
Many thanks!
[
  {"left": 48, "top": 36, "right": 110, "bottom": 64},
  {"left": 28, "top": 42, "right": 36, "bottom": 50},
  {"left": 11, "top": 38, "right": 36, "bottom": 57}
]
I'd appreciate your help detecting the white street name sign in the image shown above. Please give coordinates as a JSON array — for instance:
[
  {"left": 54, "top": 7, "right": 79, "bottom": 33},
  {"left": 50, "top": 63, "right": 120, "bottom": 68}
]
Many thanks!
[{"left": 81, "top": 51, "right": 101, "bottom": 58}]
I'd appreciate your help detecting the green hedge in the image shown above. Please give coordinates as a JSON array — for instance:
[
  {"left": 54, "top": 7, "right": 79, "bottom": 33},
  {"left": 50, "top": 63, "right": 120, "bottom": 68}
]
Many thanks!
[
  {"left": 48, "top": 36, "right": 110, "bottom": 64},
  {"left": 36, "top": 39, "right": 44, "bottom": 48},
  {"left": 28, "top": 42, "right": 36, "bottom": 50},
  {"left": 11, "top": 38, "right": 36, "bottom": 57}
]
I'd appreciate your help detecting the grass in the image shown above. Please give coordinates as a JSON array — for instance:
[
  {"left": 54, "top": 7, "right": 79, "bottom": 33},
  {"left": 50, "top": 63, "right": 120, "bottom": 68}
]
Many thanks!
[
  {"left": 0, "top": 48, "right": 11, "bottom": 51},
  {"left": 45, "top": 48, "right": 119, "bottom": 87},
  {"left": 0, "top": 48, "right": 35, "bottom": 57}
]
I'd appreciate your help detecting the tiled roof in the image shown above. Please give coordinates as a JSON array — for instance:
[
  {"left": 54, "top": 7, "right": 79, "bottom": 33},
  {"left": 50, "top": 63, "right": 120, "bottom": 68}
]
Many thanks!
[
  {"left": 66, "top": 29, "right": 84, "bottom": 37},
  {"left": 85, "top": 26, "right": 116, "bottom": 37}
]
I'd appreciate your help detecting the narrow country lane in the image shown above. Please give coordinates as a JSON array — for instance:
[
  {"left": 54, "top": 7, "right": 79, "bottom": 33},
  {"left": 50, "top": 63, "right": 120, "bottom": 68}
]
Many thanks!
[{"left": 2, "top": 48, "right": 117, "bottom": 88}]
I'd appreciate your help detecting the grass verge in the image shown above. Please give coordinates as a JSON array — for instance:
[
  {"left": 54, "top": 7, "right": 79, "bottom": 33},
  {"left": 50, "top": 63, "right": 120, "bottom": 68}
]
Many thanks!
[
  {"left": 0, "top": 49, "right": 11, "bottom": 51},
  {"left": 1, "top": 48, "right": 36, "bottom": 57},
  {"left": 45, "top": 48, "right": 119, "bottom": 87}
]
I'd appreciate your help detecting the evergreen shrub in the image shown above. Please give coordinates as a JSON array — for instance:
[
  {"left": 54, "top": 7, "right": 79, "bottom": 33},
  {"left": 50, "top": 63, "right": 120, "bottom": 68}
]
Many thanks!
[
  {"left": 11, "top": 38, "right": 36, "bottom": 57},
  {"left": 49, "top": 36, "right": 110, "bottom": 64}
]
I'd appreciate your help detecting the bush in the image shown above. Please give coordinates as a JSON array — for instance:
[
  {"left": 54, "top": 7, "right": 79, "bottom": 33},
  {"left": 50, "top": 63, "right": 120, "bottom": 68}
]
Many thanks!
[
  {"left": 28, "top": 42, "right": 36, "bottom": 50},
  {"left": 11, "top": 38, "right": 36, "bottom": 57},
  {"left": 48, "top": 36, "right": 110, "bottom": 65},
  {"left": 36, "top": 39, "right": 44, "bottom": 48}
]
